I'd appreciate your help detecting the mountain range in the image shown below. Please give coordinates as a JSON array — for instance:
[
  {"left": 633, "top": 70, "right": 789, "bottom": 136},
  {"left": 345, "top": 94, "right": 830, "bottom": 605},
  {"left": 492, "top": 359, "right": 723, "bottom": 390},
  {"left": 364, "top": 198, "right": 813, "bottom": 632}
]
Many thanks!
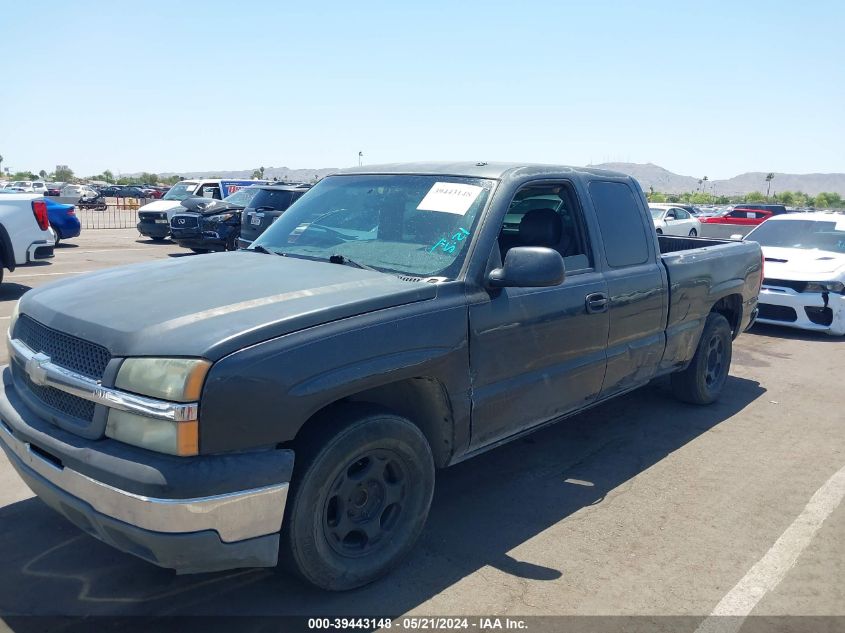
[{"left": 151, "top": 163, "right": 845, "bottom": 196}]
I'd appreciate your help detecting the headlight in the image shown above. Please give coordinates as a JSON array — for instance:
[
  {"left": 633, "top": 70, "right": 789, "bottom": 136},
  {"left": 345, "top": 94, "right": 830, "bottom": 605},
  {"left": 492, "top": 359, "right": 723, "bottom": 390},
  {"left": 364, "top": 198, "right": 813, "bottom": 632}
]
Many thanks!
[
  {"left": 206, "top": 212, "right": 235, "bottom": 223},
  {"left": 115, "top": 357, "right": 211, "bottom": 402},
  {"left": 106, "top": 409, "right": 198, "bottom": 456},
  {"left": 804, "top": 281, "right": 845, "bottom": 294},
  {"left": 108, "top": 357, "right": 210, "bottom": 456}
]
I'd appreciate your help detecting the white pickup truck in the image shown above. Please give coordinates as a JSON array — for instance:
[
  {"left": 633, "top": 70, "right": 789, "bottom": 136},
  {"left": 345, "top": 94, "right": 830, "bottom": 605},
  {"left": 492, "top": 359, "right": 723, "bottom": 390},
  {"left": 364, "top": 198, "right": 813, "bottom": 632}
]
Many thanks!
[{"left": 0, "top": 193, "right": 56, "bottom": 283}]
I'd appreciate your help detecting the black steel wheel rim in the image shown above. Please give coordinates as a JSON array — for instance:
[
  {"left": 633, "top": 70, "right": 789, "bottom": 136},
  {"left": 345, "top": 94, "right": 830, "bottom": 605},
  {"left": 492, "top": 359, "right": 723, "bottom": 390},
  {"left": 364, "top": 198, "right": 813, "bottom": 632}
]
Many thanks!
[
  {"left": 705, "top": 334, "right": 725, "bottom": 387},
  {"left": 322, "top": 448, "right": 408, "bottom": 558}
]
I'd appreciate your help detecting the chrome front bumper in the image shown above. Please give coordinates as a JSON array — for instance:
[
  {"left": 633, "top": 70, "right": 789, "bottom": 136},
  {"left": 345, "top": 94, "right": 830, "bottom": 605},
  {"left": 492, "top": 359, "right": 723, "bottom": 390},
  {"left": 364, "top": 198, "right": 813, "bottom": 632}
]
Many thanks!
[{"left": 0, "top": 420, "right": 288, "bottom": 543}]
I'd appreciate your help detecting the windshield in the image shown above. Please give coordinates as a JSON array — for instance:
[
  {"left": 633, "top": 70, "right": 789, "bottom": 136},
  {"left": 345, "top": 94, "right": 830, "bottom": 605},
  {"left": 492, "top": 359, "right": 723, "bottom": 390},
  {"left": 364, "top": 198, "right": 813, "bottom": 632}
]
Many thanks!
[
  {"left": 222, "top": 186, "right": 261, "bottom": 207},
  {"left": 253, "top": 174, "right": 495, "bottom": 278},
  {"left": 649, "top": 208, "right": 664, "bottom": 219},
  {"left": 162, "top": 182, "right": 199, "bottom": 201},
  {"left": 746, "top": 219, "right": 845, "bottom": 253}
]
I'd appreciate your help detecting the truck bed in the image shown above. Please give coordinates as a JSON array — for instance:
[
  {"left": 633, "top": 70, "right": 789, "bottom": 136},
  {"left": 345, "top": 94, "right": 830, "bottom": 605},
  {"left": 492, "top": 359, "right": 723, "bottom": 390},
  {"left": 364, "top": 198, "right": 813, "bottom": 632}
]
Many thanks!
[{"left": 657, "top": 234, "right": 738, "bottom": 254}]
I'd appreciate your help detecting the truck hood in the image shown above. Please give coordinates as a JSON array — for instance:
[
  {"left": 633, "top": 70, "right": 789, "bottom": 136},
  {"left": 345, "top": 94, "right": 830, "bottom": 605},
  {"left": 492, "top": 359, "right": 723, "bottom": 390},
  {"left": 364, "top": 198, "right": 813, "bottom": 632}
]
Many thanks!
[
  {"left": 761, "top": 246, "right": 845, "bottom": 278},
  {"left": 19, "top": 252, "right": 438, "bottom": 360},
  {"left": 138, "top": 199, "right": 184, "bottom": 214}
]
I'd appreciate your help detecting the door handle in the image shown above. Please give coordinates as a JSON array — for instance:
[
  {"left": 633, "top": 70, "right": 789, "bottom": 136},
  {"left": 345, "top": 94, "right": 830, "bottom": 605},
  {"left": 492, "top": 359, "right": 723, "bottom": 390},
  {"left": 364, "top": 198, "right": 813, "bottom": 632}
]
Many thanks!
[{"left": 585, "top": 292, "right": 609, "bottom": 314}]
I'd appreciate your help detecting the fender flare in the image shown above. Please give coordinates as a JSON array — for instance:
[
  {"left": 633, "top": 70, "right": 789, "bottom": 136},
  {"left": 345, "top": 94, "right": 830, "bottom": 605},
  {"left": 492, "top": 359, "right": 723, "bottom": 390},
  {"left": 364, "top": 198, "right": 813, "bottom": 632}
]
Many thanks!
[{"left": 0, "top": 223, "right": 16, "bottom": 272}]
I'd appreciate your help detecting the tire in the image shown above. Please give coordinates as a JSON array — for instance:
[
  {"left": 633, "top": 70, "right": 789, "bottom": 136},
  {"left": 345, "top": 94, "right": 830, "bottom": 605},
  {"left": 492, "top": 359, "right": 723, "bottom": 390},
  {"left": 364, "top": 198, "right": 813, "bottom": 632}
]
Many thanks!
[
  {"left": 689, "top": 228, "right": 698, "bottom": 237},
  {"left": 225, "top": 231, "right": 240, "bottom": 252},
  {"left": 190, "top": 248, "right": 209, "bottom": 254},
  {"left": 283, "top": 405, "right": 435, "bottom": 591},
  {"left": 151, "top": 236, "right": 167, "bottom": 242},
  {"left": 671, "top": 312, "right": 732, "bottom": 405}
]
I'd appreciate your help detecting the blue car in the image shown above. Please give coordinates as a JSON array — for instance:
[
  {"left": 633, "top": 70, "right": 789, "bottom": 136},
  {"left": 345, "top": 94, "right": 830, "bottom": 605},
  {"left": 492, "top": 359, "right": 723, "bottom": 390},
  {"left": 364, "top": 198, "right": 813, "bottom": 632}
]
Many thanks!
[{"left": 44, "top": 198, "right": 82, "bottom": 244}]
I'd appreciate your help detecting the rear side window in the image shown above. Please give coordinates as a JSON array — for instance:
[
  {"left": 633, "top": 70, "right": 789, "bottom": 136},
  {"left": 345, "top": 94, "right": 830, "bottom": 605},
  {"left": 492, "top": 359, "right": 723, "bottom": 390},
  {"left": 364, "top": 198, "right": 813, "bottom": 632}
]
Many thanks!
[
  {"left": 249, "top": 189, "right": 295, "bottom": 210},
  {"left": 589, "top": 181, "right": 650, "bottom": 267}
]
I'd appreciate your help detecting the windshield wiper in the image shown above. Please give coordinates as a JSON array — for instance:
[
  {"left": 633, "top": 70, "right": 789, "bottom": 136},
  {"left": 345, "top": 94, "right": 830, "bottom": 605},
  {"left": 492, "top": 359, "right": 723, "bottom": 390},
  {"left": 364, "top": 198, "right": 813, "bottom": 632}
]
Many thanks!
[
  {"left": 250, "top": 245, "right": 280, "bottom": 255},
  {"left": 328, "top": 253, "right": 380, "bottom": 272}
]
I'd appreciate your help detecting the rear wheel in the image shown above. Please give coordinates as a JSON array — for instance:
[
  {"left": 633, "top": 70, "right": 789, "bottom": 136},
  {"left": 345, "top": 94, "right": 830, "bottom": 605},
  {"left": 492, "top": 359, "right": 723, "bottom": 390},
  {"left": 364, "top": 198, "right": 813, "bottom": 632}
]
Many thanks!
[
  {"left": 283, "top": 406, "right": 435, "bottom": 591},
  {"left": 689, "top": 228, "right": 698, "bottom": 236},
  {"left": 671, "top": 312, "right": 732, "bottom": 404}
]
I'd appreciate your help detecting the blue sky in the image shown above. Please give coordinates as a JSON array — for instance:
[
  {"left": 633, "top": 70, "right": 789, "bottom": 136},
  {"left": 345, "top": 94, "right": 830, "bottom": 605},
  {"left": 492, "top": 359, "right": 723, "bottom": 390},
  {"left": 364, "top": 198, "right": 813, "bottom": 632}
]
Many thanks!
[{"left": 1, "top": 0, "right": 842, "bottom": 178}]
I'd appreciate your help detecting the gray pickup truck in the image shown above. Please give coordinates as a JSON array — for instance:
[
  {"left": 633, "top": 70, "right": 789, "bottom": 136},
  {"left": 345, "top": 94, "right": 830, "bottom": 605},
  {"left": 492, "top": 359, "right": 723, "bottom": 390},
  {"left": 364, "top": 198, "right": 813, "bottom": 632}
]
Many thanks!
[{"left": 0, "top": 163, "right": 762, "bottom": 590}]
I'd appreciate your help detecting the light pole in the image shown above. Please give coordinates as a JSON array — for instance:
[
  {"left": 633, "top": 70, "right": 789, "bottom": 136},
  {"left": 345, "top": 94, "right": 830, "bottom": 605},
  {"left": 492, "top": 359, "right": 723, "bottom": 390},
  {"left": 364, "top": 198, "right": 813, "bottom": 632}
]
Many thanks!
[{"left": 358, "top": 151, "right": 363, "bottom": 167}]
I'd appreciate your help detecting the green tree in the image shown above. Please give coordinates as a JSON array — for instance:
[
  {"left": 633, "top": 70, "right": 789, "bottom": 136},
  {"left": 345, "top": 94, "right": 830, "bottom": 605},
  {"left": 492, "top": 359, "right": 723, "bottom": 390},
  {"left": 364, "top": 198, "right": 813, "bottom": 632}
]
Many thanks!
[
  {"left": 252, "top": 166, "right": 266, "bottom": 179},
  {"left": 0, "top": 154, "right": 4, "bottom": 172},
  {"left": 823, "top": 192, "right": 842, "bottom": 208},
  {"left": 649, "top": 191, "right": 667, "bottom": 202},
  {"left": 776, "top": 191, "right": 795, "bottom": 205},
  {"left": 38, "top": 169, "right": 48, "bottom": 180},
  {"left": 745, "top": 191, "right": 766, "bottom": 202},
  {"left": 667, "top": 194, "right": 680, "bottom": 203},
  {"left": 814, "top": 193, "right": 830, "bottom": 208},
  {"left": 54, "top": 165, "right": 74, "bottom": 182},
  {"left": 102, "top": 169, "right": 114, "bottom": 183}
]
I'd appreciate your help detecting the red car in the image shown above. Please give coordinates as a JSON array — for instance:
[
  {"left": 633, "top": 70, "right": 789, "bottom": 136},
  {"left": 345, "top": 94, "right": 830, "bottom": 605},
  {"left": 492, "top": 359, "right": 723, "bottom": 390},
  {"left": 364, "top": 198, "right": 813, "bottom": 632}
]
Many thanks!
[{"left": 700, "top": 204, "right": 788, "bottom": 227}]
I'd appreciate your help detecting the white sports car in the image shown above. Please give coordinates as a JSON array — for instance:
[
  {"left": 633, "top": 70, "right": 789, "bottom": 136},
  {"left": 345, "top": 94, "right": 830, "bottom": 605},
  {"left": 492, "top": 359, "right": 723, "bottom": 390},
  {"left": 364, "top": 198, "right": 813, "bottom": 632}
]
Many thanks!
[{"left": 745, "top": 213, "right": 845, "bottom": 335}]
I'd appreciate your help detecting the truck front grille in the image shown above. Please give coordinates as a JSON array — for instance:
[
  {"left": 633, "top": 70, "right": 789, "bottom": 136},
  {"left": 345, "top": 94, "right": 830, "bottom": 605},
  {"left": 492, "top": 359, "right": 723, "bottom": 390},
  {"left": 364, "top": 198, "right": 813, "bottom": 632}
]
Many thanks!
[
  {"left": 139, "top": 211, "right": 166, "bottom": 222},
  {"left": 14, "top": 315, "right": 111, "bottom": 381},
  {"left": 18, "top": 366, "right": 97, "bottom": 422}
]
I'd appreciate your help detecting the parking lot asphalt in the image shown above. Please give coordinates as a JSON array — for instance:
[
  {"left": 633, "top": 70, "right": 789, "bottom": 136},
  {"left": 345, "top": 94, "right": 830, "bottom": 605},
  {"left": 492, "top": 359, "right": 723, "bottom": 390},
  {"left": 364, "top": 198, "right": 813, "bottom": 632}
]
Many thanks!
[{"left": 0, "top": 230, "right": 842, "bottom": 625}]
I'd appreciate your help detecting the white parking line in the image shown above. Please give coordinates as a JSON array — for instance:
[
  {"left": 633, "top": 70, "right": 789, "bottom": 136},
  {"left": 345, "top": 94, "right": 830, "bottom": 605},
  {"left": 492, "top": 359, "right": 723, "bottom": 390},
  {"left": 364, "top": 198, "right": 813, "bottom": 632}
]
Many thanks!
[
  {"left": 63, "top": 248, "right": 162, "bottom": 254},
  {"left": 695, "top": 463, "right": 845, "bottom": 633},
  {"left": 9, "top": 271, "right": 88, "bottom": 278}
]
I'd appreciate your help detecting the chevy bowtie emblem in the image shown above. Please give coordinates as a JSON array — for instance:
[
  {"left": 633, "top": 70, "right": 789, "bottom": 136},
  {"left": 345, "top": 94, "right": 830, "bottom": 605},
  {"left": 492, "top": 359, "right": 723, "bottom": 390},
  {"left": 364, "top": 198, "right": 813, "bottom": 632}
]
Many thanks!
[{"left": 25, "top": 353, "right": 51, "bottom": 387}]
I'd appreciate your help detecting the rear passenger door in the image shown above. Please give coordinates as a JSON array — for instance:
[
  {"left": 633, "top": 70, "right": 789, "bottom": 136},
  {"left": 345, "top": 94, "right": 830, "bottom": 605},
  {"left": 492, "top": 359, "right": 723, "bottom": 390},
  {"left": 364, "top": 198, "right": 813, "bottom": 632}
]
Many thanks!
[
  {"left": 468, "top": 181, "right": 610, "bottom": 449},
  {"left": 589, "top": 180, "right": 667, "bottom": 397}
]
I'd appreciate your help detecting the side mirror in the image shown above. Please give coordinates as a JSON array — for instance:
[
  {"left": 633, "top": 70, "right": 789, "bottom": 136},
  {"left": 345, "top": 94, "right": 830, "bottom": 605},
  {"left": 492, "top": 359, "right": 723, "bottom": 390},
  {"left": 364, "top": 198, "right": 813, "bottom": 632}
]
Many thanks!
[{"left": 487, "top": 247, "right": 565, "bottom": 288}]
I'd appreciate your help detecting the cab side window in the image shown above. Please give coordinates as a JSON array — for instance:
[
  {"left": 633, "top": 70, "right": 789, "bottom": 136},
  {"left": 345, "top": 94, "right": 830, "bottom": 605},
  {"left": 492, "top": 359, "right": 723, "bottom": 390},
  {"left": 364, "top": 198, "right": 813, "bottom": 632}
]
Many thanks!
[
  {"left": 498, "top": 182, "right": 592, "bottom": 272},
  {"left": 589, "top": 180, "right": 650, "bottom": 268},
  {"left": 675, "top": 208, "right": 690, "bottom": 219}
]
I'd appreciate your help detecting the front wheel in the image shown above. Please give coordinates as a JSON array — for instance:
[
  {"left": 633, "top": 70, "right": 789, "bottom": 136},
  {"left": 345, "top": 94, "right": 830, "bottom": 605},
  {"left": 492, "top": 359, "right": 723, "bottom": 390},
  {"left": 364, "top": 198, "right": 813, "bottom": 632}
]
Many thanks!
[
  {"left": 689, "top": 228, "right": 698, "bottom": 237},
  {"left": 283, "top": 406, "right": 435, "bottom": 591},
  {"left": 225, "top": 231, "right": 240, "bottom": 251},
  {"left": 671, "top": 312, "right": 732, "bottom": 404}
]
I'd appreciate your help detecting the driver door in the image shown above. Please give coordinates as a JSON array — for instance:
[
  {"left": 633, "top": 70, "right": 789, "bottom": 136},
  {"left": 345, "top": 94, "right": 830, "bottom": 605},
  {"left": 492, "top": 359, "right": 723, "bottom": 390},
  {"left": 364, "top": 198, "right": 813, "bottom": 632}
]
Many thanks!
[{"left": 467, "top": 182, "right": 609, "bottom": 449}]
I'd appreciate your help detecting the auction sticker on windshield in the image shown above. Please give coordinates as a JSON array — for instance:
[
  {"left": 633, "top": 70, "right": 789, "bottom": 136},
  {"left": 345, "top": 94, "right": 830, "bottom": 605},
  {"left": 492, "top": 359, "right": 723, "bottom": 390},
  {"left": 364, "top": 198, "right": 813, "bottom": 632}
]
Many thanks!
[{"left": 417, "top": 182, "right": 483, "bottom": 215}]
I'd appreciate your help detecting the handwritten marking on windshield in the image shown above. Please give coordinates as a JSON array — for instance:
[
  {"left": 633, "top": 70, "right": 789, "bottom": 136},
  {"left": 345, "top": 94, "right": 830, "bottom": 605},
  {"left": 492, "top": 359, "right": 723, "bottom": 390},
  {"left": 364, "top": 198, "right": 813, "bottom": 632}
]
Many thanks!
[{"left": 429, "top": 227, "right": 470, "bottom": 255}]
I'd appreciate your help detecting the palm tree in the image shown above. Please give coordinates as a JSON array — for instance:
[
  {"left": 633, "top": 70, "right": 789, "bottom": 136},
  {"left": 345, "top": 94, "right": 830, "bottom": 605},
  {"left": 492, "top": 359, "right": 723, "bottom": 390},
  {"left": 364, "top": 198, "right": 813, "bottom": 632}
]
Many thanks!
[
  {"left": 703, "top": 176, "right": 709, "bottom": 200},
  {"left": 0, "top": 154, "right": 4, "bottom": 173},
  {"left": 765, "top": 173, "right": 775, "bottom": 200}
]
